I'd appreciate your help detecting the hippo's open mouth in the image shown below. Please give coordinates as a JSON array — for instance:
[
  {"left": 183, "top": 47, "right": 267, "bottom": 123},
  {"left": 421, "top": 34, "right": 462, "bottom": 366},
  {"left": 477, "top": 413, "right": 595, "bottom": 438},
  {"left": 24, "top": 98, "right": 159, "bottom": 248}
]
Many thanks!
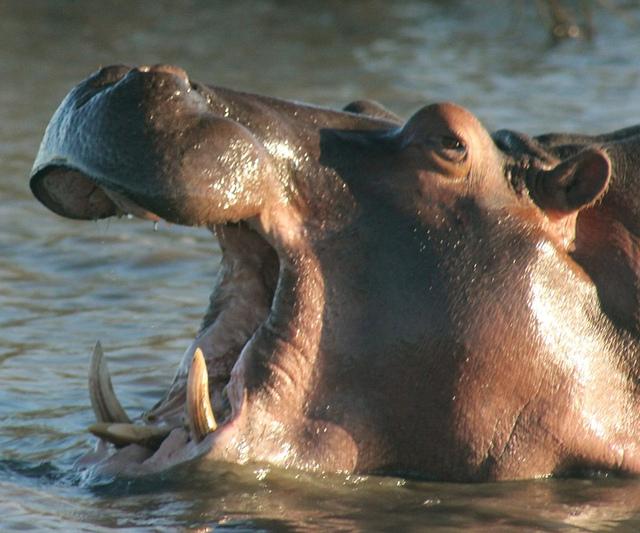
[
  {"left": 71, "top": 167, "right": 279, "bottom": 458},
  {"left": 33, "top": 164, "right": 282, "bottom": 469},
  {"left": 28, "top": 63, "right": 287, "bottom": 469}
]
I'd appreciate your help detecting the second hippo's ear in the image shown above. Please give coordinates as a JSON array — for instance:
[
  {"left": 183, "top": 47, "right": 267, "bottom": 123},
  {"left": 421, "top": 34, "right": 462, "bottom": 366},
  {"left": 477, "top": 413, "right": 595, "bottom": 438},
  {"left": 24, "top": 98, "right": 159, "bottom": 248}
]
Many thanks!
[{"left": 528, "top": 148, "right": 611, "bottom": 216}]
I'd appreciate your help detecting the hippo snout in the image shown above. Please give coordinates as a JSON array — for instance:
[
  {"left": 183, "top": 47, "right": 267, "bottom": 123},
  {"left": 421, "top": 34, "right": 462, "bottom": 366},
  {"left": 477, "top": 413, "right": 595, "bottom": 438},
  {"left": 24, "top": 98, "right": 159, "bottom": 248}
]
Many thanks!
[
  {"left": 31, "top": 64, "right": 391, "bottom": 227},
  {"left": 31, "top": 63, "right": 272, "bottom": 225},
  {"left": 88, "top": 64, "right": 132, "bottom": 90}
]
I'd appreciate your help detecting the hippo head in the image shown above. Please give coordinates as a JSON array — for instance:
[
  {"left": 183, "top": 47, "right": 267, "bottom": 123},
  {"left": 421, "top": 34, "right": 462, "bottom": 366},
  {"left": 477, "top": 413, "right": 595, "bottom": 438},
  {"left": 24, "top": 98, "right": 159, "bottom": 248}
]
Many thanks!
[{"left": 33, "top": 65, "right": 632, "bottom": 482}]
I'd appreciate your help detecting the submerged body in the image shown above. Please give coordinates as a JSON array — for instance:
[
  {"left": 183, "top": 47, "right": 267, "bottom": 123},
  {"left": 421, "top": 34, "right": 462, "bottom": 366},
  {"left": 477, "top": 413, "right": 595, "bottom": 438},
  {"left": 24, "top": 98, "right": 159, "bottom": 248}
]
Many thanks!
[{"left": 31, "top": 65, "right": 640, "bottom": 481}]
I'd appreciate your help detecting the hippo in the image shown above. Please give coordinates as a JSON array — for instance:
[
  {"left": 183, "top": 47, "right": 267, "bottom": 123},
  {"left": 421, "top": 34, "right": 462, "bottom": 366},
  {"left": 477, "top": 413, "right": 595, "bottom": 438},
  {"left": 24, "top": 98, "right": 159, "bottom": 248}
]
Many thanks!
[
  {"left": 494, "top": 126, "right": 640, "bottom": 335},
  {"left": 30, "top": 64, "right": 640, "bottom": 481}
]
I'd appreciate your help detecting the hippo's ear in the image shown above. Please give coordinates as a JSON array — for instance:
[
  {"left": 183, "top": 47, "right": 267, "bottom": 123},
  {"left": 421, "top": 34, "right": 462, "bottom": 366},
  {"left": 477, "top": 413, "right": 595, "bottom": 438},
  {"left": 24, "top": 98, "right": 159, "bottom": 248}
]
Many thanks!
[{"left": 529, "top": 148, "right": 611, "bottom": 216}]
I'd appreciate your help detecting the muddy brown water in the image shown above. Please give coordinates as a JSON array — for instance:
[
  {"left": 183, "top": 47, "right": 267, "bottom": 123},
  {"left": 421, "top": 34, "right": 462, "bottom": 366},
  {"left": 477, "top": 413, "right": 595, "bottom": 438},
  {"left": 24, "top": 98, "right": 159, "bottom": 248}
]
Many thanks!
[{"left": 2, "top": 1, "right": 640, "bottom": 530}]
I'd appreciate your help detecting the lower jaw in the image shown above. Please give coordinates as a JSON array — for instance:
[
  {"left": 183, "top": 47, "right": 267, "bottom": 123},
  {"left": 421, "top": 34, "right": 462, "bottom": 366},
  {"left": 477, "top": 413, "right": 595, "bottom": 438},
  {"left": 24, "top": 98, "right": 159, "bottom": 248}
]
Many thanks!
[
  {"left": 77, "top": 421, "right": 243, "bottom": 478},
  {"left": 82, "top": 343, "right": 252, "bottom": 477},
  {"left": 83, "top": 222, "right": 282, "bottom": 474}
]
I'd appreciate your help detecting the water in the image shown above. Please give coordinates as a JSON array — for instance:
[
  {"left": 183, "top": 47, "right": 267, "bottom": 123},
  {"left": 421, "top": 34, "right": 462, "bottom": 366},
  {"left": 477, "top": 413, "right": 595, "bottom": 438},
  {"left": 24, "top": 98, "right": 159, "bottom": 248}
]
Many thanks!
[{"left": 1, "top": 0, "right": 640, "bottom": 530}]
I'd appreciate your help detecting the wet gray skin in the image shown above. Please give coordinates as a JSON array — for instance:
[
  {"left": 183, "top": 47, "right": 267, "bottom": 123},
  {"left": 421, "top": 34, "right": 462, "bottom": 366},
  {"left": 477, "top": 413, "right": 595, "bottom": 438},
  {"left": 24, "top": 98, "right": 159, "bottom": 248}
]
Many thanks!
[{"left": 31, "top": 65, "right": 640, "bottom": 481}]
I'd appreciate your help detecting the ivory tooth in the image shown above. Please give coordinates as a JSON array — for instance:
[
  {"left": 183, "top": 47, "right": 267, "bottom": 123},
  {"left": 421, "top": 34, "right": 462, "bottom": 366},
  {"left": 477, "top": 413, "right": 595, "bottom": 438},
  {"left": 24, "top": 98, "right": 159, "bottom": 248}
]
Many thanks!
[
  {"left": 88, "top": 422, "right": 170, "bottom": 448},
  {"left": 89, "top": 341, "right": 132, "bottom": 424},
  {"left": 187, "top": 347, "right": 217, "bottom": 442}
]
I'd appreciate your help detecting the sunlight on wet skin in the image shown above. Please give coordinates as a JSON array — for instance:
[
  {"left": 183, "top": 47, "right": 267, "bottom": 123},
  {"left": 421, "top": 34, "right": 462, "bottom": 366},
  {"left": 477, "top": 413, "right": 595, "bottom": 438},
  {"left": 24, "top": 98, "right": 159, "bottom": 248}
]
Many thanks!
[
  {"left": 528, "top": 240, "right": 631, "bottom": 450},
  {"left": 263, "top": 139, "right": 300, "bottom": 166},
  {"left": 211, "top": 138, "right": 263, "bottom": 211}
]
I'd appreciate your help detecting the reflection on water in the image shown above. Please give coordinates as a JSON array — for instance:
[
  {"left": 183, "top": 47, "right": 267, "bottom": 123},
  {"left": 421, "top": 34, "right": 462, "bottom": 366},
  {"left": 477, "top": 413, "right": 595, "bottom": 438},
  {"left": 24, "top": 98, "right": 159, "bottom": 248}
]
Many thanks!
[
  {"left": 4, "top": 460, "right": 640, "bottom": 531},
  {"left": 1, "top": 0, "right": 640, "bottom": 530}
]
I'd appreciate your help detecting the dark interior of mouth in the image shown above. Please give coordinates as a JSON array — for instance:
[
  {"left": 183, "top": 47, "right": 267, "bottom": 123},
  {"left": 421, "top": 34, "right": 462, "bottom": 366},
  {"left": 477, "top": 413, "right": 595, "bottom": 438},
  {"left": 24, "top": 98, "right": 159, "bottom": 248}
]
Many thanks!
[
  {"left": 141, "top": 219, "right": 280, "bottom": 438},
  {"left": 32, "top": 166, "right": 281, "bottom": 450}
]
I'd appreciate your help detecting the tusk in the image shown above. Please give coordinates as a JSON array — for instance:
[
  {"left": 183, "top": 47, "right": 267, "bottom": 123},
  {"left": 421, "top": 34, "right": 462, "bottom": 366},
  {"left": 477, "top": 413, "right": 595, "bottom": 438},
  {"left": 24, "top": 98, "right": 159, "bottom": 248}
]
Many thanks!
[
  {"left": 88, "top": 422, "right": 170, "bottom": 448},
  {"left": 187, "top": 347, "right": 217, "bottom": 442},
  {"left": 89, "top": 341, "right": 131, "bottom": 424}
]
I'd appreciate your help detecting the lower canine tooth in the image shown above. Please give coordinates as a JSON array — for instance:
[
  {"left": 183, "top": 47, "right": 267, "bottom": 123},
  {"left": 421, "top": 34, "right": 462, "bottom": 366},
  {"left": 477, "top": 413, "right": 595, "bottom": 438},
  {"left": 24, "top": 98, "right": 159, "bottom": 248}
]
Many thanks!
[
  {"left": 187, "top": 347, "right": 217, "bottom": 442},
  {"left": 89, "top": 341, "right": 132, "bottom": 424},
  {"left": 88, "top": 422, "right": 171, "bottom": 448}
]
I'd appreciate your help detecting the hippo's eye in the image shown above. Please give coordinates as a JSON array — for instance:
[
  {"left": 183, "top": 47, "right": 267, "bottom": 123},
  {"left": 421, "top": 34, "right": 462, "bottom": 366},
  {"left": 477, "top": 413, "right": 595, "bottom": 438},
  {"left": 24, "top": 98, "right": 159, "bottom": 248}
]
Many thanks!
[{"left": 441, "top": 136, "right": 466, "bottom": 152}]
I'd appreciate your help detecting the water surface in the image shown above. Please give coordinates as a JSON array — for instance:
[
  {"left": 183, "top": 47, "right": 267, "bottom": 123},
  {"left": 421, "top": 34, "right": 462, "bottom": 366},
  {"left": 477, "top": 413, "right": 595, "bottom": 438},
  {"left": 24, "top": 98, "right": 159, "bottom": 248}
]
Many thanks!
[{"left": 2, "top": 1, "right": 640, "bottom": 530}]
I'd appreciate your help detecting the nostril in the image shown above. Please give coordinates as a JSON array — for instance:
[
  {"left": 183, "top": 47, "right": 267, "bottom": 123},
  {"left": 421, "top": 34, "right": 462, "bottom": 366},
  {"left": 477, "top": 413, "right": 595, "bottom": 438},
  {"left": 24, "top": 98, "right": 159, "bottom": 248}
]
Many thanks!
[
  {"left": 73, "top": 64, "right": 132, "bottom": 109},
  {"left": 136, "top": 64, "right": 190, "bottom": 82},
  {"left": 93, "top": 64, "right": 132, "bottom": 86}
]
